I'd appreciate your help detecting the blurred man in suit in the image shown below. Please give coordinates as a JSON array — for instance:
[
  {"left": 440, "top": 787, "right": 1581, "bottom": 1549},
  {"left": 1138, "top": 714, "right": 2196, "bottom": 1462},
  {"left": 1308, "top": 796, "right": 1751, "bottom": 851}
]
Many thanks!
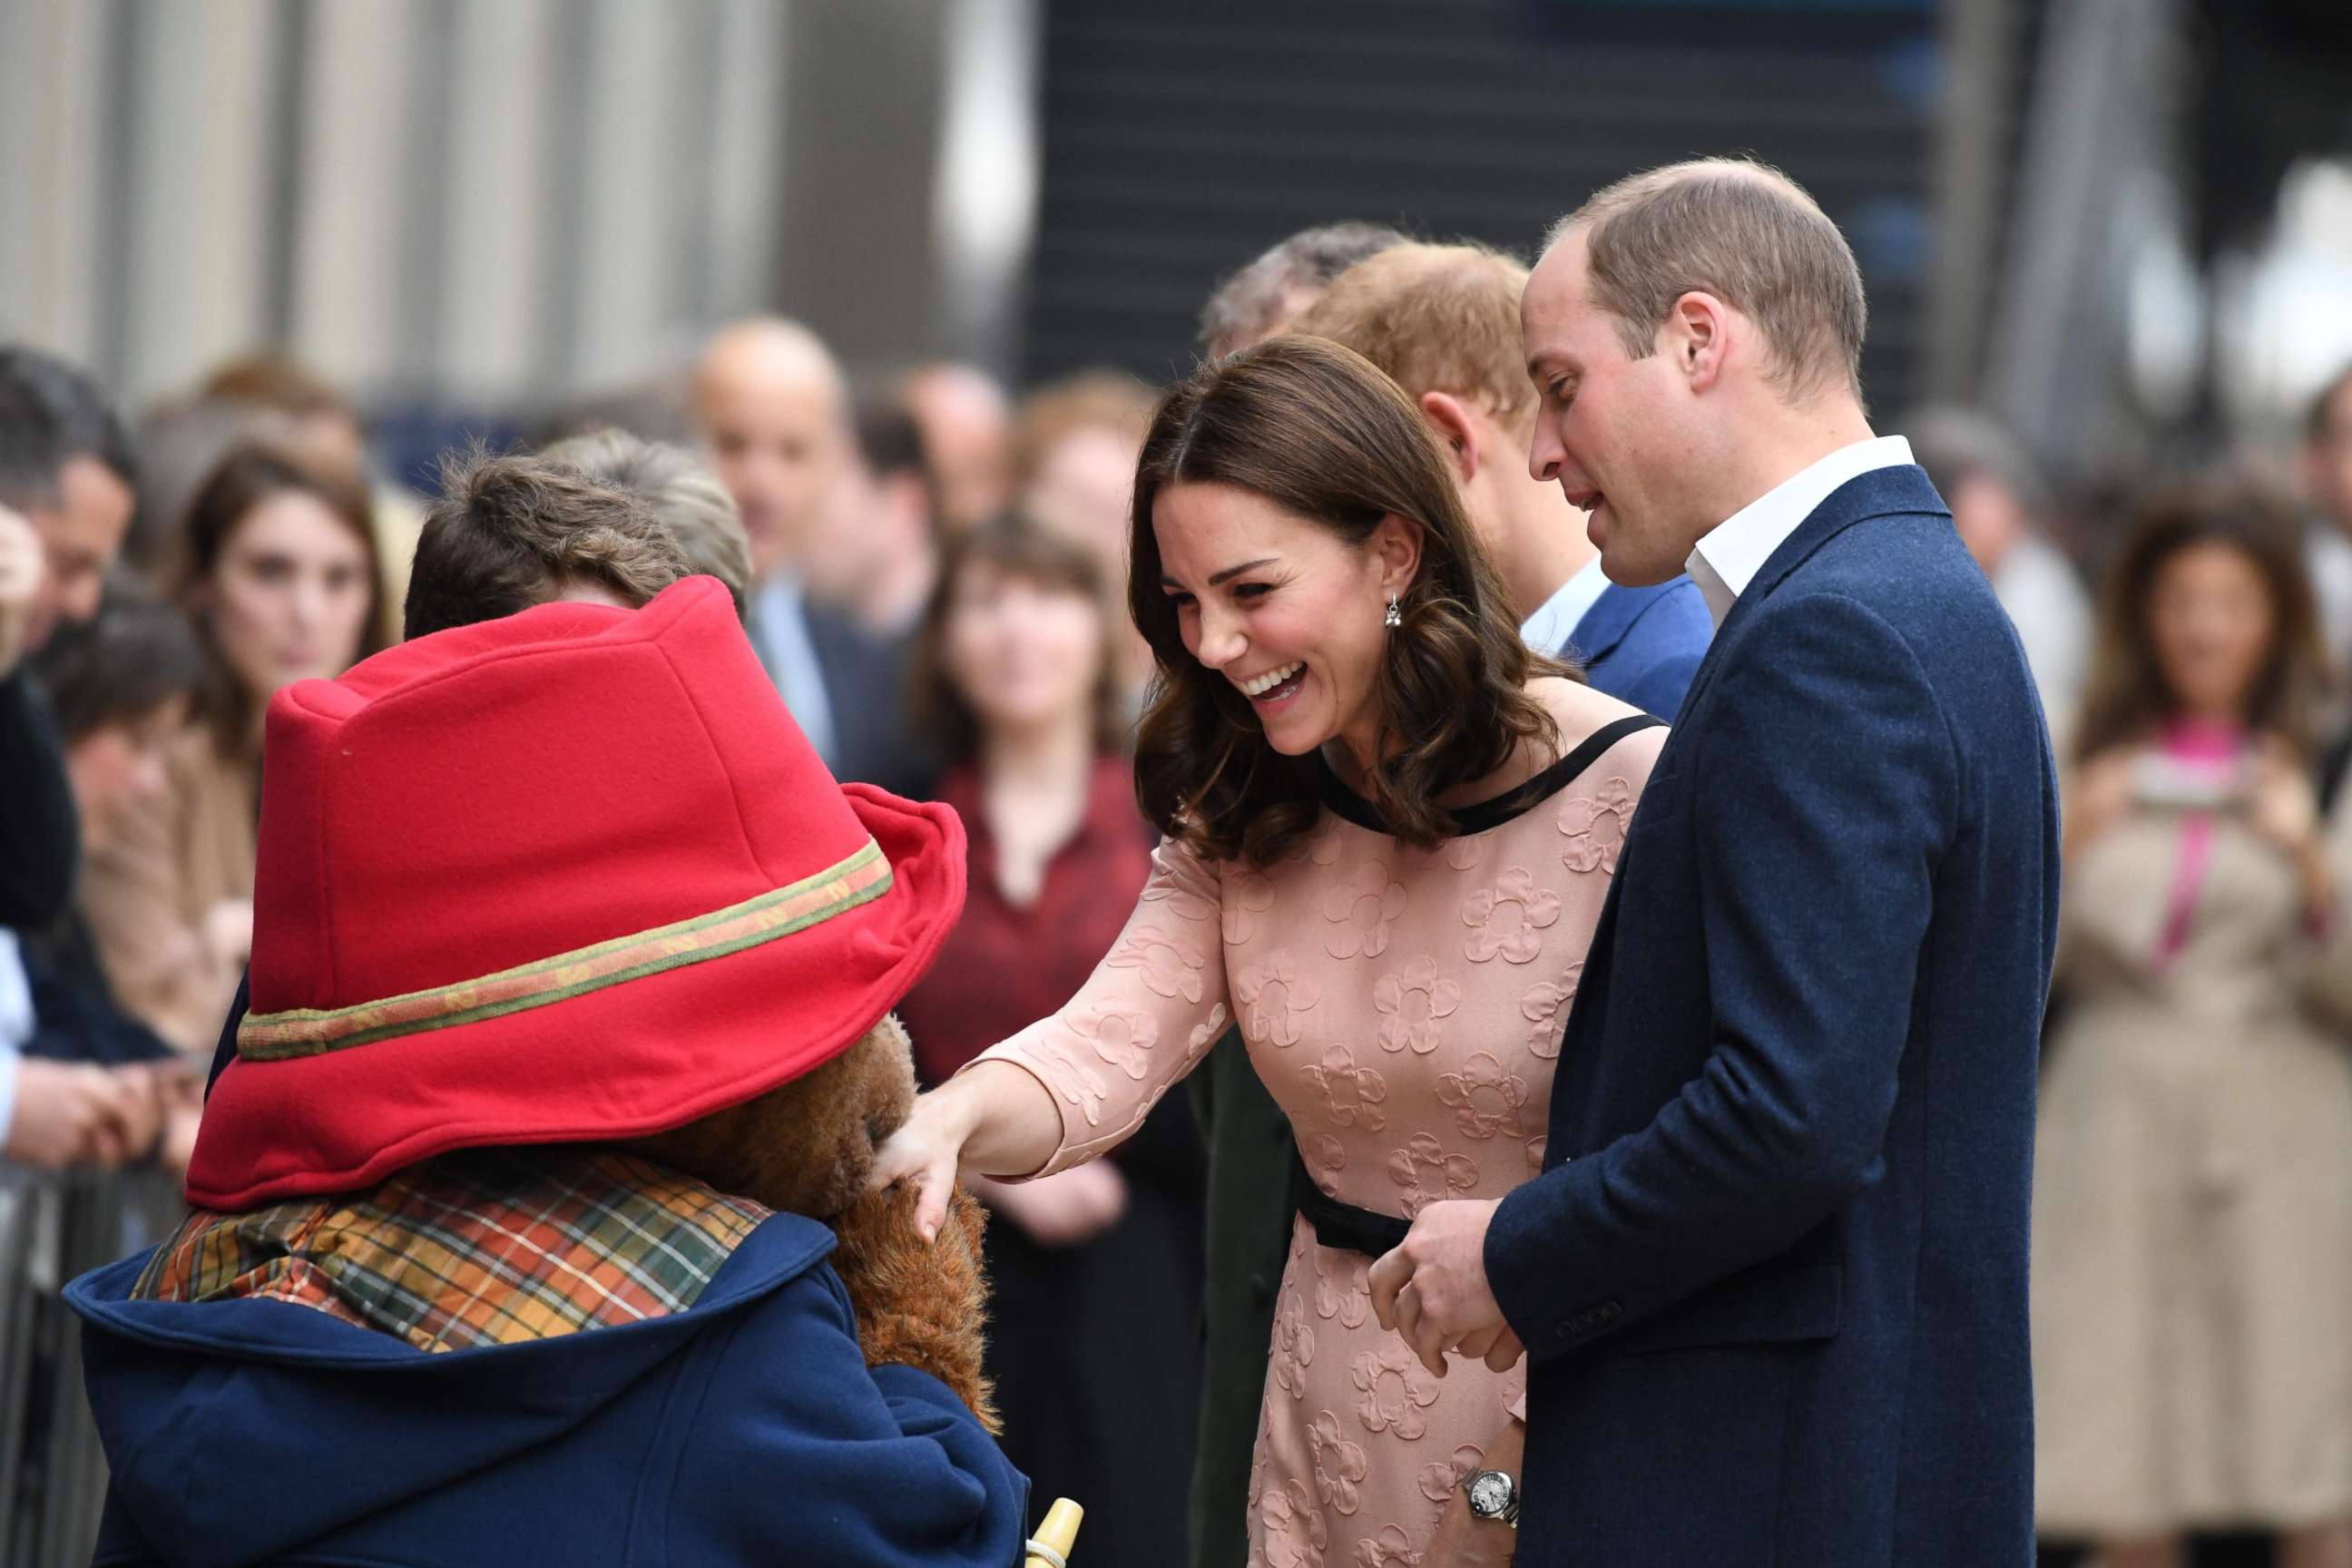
[{"left": 693, "top": 320, "right": 930, "bottom": 797}]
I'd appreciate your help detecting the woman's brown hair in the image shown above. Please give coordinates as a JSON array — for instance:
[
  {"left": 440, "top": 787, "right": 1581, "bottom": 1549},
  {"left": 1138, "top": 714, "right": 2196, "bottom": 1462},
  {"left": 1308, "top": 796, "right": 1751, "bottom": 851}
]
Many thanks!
[
  {"left": 173, "top": 439, "right": 388, "bottom": 758},
  {"left": 1130, "top": 335, "right": 1563, "bottom": 865},
  {"left": 2072, "top": 476, "right": 2329, "bottom": 766},
  {"left": 907, "top": 514, "right": 1128, "bottom": 764}
]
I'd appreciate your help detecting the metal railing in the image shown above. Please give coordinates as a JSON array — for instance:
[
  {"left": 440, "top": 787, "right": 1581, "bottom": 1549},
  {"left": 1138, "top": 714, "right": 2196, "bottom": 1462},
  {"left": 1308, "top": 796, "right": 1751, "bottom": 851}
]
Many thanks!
[{"left": 0, "top": 1166, "right": 185, "bottom": 1568}]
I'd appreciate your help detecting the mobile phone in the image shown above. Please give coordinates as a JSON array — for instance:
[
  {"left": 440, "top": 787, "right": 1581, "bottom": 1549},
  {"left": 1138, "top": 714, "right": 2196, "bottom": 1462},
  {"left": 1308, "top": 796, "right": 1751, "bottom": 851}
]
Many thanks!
[{"left": 2130, "top": 752, "right": 2247, "bottom": 811}]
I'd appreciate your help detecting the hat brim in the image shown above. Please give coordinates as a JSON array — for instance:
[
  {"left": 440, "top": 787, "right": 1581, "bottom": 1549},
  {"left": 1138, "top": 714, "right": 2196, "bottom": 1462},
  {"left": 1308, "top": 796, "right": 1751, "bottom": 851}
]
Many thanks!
[{"left": 186, "top": 783, "right": 965, "bottom": 1210}]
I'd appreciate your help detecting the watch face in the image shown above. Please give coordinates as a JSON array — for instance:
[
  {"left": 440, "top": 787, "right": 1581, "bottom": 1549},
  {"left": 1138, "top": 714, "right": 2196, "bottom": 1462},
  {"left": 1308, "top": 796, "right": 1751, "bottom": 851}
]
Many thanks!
[{"left": 1469, "top": 1472, "right": 1512, "bottom": 1515}]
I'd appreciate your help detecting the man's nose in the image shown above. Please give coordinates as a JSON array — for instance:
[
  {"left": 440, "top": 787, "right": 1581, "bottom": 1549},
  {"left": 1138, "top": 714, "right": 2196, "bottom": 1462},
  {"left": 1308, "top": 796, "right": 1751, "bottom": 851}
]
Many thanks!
[{"left": 1528, "top": 423, "right": 1563, "bottom": 484}]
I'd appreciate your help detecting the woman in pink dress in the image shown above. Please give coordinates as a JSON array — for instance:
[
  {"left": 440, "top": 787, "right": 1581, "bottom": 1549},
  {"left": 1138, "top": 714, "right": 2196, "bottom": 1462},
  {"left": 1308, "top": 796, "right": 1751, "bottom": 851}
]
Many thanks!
[{"left": 875, "top": 336, "right": 1664, "bottom": 1567}]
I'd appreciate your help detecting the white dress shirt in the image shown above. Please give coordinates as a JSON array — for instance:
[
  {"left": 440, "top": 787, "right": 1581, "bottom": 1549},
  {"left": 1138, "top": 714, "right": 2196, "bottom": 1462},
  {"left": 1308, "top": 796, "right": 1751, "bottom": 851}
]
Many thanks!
[
  {"left": 751, "top": 574, "right": 839, "bottom": 767},
  {"left": 1519, "top": 557, "right": 1613, "bottom": 657},
  {"left": 1684, "top": 436, "right": 1916, "bottom": 628}
]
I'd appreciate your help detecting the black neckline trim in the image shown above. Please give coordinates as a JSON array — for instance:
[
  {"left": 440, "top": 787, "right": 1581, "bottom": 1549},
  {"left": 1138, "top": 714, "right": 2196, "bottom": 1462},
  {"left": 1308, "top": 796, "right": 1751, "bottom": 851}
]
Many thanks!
[{"left": 1315, "top": 713, "right": 1665, "bottom": 838}]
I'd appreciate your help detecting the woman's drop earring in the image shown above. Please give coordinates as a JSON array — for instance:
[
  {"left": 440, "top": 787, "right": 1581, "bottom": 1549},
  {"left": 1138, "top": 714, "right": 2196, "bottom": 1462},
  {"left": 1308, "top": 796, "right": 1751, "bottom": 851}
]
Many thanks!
[{"left": 1384, "top": 590, "right": 1402, "bottom": 630}]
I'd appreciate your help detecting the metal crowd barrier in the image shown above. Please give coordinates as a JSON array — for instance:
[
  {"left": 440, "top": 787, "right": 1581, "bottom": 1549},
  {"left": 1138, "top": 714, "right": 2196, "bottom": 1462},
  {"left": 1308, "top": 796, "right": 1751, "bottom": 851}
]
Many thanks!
[{"left": 0, "top": 1165, "right": 185, "bottom": 1568}]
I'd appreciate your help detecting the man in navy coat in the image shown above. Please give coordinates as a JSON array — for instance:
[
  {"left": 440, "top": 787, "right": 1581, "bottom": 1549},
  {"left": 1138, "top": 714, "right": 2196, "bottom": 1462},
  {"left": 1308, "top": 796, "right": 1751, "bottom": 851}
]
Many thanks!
[{"left": 1370, "top": 158, "right": 2058, "bottom": 1566}]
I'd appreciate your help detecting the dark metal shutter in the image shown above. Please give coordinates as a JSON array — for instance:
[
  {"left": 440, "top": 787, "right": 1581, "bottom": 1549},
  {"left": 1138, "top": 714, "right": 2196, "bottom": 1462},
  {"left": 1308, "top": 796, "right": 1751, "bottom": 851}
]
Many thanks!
[{"left": 1024, "top": 0, "right": 1943, "bottom": 408}]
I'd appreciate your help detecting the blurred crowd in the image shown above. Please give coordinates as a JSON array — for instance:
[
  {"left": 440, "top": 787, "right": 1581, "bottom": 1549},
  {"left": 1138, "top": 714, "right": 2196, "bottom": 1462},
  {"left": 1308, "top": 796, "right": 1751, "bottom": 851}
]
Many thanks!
[{"left": 11, "top": 213, "right": 2352, "bottom": 1565}]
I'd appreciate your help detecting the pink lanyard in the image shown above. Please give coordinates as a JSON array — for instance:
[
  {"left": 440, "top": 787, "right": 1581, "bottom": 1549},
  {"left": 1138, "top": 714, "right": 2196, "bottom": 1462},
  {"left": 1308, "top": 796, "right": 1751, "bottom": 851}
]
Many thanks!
[{"left": 2152, "top": 719, "right": 2244, "bottom": 973}]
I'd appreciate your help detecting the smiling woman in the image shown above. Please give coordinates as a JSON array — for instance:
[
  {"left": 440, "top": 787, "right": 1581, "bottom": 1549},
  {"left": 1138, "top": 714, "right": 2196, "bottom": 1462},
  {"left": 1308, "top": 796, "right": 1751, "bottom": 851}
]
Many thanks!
[
  {"left": 1129, "top": 335, "right": 1566, "bottom": 867},
  {"left": 870, "top": 333, "right": 1672, "bottom": 1568}
]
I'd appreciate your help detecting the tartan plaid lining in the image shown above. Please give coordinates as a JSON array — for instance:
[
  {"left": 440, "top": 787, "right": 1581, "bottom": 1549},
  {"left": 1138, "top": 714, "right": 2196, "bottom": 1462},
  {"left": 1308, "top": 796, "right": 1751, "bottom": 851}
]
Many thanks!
[{"left": 132, "top": 1149, "right": 772, "bottom": 1353}]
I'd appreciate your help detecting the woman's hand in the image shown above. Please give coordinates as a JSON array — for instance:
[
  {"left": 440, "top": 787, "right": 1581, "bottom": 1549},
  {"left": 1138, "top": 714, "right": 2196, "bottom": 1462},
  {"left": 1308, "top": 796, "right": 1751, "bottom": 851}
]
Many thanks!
[
  {"left": 2248, "top": 747, "right": 2338, "bottom": 924},
  {"left": 867, "top": 1059, "right": 1064, "bottom": 1242},
  {"left": 974, "top": 1163, "right": 1129, "bottom": 1248},
  {"left": 2061, "top": 750, "right": 2137, "bottom": 861},
  {"left": 201, "top": 898, "right": 255, "bottom": 968},
  {"left": 2249, "top": 747, "right": 2321, "bottom": 858},
  {"left": 1425, "top": 1418, "right": 1525, "bottom": 1568}
]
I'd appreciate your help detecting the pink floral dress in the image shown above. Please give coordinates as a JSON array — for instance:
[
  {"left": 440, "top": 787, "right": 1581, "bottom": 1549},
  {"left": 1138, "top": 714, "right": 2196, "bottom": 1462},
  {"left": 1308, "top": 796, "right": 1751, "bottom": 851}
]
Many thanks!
[{"left": 979, "top": 724, "right": 1662, "bottom": 1566}]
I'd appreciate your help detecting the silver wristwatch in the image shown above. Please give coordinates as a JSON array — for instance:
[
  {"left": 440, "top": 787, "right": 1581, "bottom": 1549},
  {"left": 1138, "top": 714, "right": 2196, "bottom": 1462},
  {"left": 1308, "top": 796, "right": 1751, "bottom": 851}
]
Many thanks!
[{"left": 1464, "top": 1468, "right": 1520, "bottom": 1527}]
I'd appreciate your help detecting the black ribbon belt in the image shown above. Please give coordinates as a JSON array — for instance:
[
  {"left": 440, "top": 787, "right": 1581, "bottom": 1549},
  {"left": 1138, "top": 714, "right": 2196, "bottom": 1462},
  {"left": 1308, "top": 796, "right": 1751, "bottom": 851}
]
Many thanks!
[{"left": 1290, "top": 1148, "right": 1411, "bottom": 1259}]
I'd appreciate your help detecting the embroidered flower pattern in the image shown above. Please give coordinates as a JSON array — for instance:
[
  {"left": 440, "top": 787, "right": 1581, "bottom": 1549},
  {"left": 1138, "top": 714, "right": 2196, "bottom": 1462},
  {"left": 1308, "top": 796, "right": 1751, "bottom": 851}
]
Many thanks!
[
  {"left": 1434, "top": 1053, "right": 1530, "bottom": 1142},
  {"left": 1320, "top": 859, "right": 1406, "bottom": 960},
  {"left": 1034, "top": 1051, "right": 1109, "bottom": 1127},
  {"left": 1387, "top": 1132, "right": 1479, "bottom": 1216},
  {"left": 1139, "top": 879, "right": 1218, "bottom": 926},
  {"left": 1183, "top": 1003, "right": 1230, "bottom": 1064},
  {"left": 1558, "top": 775, "right": 1639, "bottom": 874},
  {"left": 1004, "top": 746, "right": 1637, "bottom": 1566},
  {"left": 1371, "top": 956, "right": 1461, "bottom": 1054},
  {"left": 1069, "top": 1004, "right": 1159, "bottom": 1081},
  {"left": 1350, "top": 1343, "right": 1441, "bottom": 1438},
  {"left": 1306, "top": 1044, "right": 1389, "bottom": 1132},
  {"left": 1236, "top": 950, "right": 1322, "bottom": 1047},
  {"left": 1224, "top": 871, "right": 1277, "bottom": 945},
  {"left": 1519, "top": 968, "right": 1581, "bottom": 1060},
  {"left": 1104, "top": 923, "right": 1205, "bottom": 1003},
  {"left": 1271, "top": 1287, "right": 1316, "bottom": 1398},
  {"left": 1444, "top": 835, "right": 1487, "bottom": 871},
  {"left": 1313, "top": 1246, "right": 1371, "bottom": 1328},
  {"left": 1416, "top": 1444, "right": 1487, "bottom": 1507},
  {"left": 1308, "top": 1410, "right": 1370, "bottom": 1515},
  {"left": 1261, "top": 1478, "right": 1328, "bottom": 1568},
  {"left": 1353, "top": 1525, "right": 1423, "bottom": 1568},
  {"left": 1462, "top": 868, "right": 1562, "bottom": 965}
]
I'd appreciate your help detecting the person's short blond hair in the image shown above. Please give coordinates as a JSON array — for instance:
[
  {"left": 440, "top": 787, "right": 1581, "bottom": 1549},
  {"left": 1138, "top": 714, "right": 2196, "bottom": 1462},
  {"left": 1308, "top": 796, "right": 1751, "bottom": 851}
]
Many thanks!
[
  {"left": 1290, "top": 240, "right": 1535, "bottom": 439},
  {"left": 1010, "top": 370, "right": 1159, "bottom": 491},
  {"left": 540, "top": 428, "right": 753, "bottom": 620},
  {"left": 1549, "top": 157, "right": 1866, "bottom": 403}
]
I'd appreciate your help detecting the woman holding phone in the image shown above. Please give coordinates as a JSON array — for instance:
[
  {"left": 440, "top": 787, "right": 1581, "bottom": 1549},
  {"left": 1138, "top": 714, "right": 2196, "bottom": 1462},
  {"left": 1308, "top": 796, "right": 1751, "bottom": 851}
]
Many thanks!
[{"left": 2034, "top": 480, "right": 2352, "bottom": 1568}]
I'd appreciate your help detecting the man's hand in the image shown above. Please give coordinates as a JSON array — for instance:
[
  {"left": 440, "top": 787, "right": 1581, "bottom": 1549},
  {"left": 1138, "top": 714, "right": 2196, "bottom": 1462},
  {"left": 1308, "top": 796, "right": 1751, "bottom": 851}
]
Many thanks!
[
  {"left": 0, "top": 505, "right": 44, "bottom": 678},
  {"left": 1370, "top": 1197, "right": 1516, "bottom": 1377},
  {"left": 3, "top": 1058, "right": 148, "bottom": 1169}
]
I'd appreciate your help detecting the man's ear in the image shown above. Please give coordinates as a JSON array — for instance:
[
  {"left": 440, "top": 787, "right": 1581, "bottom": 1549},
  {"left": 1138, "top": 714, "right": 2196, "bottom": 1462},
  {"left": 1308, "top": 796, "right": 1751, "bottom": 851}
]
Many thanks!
[
  {"left": 1370, "top": 514, "right": 1425, "bottom": 597},
  {"left": 1418, "top": 391, "right": 1481, "bottom": 485},
  {"left": 1666, "top": 290, "right": 1730, "bottom": 394}
]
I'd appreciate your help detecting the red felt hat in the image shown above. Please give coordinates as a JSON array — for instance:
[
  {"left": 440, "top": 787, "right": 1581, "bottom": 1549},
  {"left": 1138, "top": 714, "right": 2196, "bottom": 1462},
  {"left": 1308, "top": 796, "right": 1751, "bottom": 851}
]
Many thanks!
[{"left": 185, "top": 574, "right": 965, "bottom": 1210}]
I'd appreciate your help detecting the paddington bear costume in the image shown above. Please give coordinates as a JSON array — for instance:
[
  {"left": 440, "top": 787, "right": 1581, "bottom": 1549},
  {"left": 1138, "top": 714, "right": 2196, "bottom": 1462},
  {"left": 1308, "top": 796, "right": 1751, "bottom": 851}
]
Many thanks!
[{"left": 64, "top": 576, "right": 1028, "bottom": 1567}]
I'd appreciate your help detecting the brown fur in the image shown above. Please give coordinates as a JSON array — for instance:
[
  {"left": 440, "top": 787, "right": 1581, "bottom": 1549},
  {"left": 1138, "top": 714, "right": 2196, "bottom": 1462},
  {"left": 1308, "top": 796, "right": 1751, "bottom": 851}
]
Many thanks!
[
  {"left": 620, "top": 1014, "right": 997, "bottom": 1427},
  {"left": 831, "top": 1180, "right": 1000, "bottom": 1434}
]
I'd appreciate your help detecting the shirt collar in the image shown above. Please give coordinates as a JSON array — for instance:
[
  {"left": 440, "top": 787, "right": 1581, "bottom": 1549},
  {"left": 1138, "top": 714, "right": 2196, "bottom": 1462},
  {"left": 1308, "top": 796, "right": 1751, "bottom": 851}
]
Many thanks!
[
  {"left": 1518, "top": 557, "right": 1612, "bottom": 658},
  {"left": 1685, "top": 435, "right": 1914, "bottom": 627}
]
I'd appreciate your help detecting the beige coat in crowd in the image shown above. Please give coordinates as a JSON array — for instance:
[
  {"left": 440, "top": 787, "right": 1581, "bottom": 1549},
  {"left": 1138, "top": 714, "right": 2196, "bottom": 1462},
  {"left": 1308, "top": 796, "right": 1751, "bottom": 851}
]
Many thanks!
[
  {"left": 80, "top": 723, "right": 256, "bottom": 1054},
  {"left": 2034, "top": 777, "right": 2352, "bottom": 1537}
]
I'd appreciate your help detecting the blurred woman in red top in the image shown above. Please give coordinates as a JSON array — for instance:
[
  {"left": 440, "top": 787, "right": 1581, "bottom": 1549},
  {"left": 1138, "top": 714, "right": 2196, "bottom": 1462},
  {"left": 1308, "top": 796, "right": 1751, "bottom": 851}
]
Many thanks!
[{"left": 897, "top": 515, "right": 1202, "bottom": 1567}]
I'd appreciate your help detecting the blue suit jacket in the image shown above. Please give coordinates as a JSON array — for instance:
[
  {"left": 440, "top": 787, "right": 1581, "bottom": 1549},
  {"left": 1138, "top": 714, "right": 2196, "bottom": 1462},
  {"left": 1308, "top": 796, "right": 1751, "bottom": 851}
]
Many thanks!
[
  {"left": 1487, "top": 466, "right": 2058, "bottom": 1566},
  {"left": 68, "top": 1212, "right": 1028, "bottom": 1567},
  {"left": 1563, "top": 577, "right": 1712, "bottom": 720}
]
